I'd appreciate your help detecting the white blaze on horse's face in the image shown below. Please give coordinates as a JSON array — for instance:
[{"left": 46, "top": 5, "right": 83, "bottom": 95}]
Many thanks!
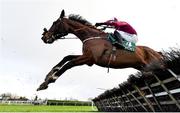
[
  {"left": 42, "top": 19, "right": 63, "bottom": 44},
  {"left": 41, "top": 28, "right": 56, "bottom": 44}
]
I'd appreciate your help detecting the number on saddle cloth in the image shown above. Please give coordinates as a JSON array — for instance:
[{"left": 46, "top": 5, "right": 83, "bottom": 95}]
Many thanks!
[{"left": 107, "top": 33, "right": 136, "bottom": 52}]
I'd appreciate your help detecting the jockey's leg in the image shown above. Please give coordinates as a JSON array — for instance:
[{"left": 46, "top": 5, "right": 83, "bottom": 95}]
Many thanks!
[
  {"left": 114, "top": 30, "right": 123, "bottom": 44},
  {"left": 114, "top": 30, "right": 125, "bottom": 49}
]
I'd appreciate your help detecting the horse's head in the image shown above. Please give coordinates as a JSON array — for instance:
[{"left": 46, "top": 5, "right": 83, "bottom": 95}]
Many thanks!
[
  {"left": 42, "top": 10, "right": 106, "bottom": 43},
  {"left": 42, "top": 10, "right": 69, "bottom": 44}
]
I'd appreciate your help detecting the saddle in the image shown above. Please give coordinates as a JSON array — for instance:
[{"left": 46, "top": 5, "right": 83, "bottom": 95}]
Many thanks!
[{"left": 107, "top": 33, "right": 136, "bottom": 52}]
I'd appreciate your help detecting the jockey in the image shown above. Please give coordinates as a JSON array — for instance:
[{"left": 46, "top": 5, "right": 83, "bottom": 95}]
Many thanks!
[{"left": 95, "top": 18, "right": 138, "bottom": 47}]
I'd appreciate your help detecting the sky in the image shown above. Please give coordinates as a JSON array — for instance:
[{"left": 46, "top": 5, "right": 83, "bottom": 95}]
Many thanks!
[{"left": 1, "top": 0, "right": 180, "bottom": 101}]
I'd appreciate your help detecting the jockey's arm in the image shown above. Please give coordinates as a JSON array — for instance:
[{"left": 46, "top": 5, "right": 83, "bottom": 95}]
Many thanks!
[
  {"left": 95, "top": 21, "right": 116, "bottom": 27},
  {"left": 95, "top": 22, "right": 106, "bottom": 27}
]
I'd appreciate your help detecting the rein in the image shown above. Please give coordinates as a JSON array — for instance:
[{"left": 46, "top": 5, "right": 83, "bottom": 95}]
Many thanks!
[
  {"left": 82, "top": 37, "right": 102, "bottom": 43},
  {"left": 74, "top": 25, "right": 96, "bottom": 32},
  {"left": 60, "top": 37, "right": 78, "bottom": 39}
]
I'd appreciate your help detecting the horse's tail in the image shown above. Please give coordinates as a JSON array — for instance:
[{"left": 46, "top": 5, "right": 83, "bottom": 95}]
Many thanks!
[
  {"left": 158, "top": 51, "right": 163, "bottom": 55},
  {"left": 157, "top": 51, "right": 165, "bottom": 59}
]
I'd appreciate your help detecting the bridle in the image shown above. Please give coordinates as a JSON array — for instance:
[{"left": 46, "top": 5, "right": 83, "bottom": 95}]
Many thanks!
[
  {"left": 43, "top": 18, "right": 105, "bottom": 41},
  {"left": 45, "top": 19, "right": 89, "bottom": 40},
  {"left": 43, "top": 19, "right": 68, "bottom": 40}
]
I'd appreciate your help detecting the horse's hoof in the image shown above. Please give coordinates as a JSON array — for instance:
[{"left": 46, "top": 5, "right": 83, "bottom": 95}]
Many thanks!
[{"left": 37, "top": 82, "right": 48, "bottom": 91}]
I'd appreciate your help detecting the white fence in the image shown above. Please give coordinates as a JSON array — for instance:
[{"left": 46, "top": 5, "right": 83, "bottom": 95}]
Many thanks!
[{"left": 0, "top": 100, "right": 47, "bottom": 105}]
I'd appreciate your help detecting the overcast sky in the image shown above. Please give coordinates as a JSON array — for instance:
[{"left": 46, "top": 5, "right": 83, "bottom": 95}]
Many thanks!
[{"left": 1, "top": 0, "right": 180, "bottom": 101}]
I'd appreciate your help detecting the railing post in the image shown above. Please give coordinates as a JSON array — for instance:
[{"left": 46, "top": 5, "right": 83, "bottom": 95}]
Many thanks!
[
  {"left": 167, "top": 68, "right": 180, "bottom": 81},
  {"left": 126, "top": 88, "right": 148, "bottom": 111},
  {"left": 102, "top": 99, "right": 109, "bottom": 111},
  {"left": 143, "top": 79, "right": 164, "bottom": 111},
  {"left": 120, "top": 89, "right": 138, "bottom": 111},
  {"left": 106, "top": 98, "right": 113, "bottom": 111},
  {"left": 111, "top": 94, "right": 123, "bottom": 111},
  {"left": 153, "top": 73, "right": 180, "bottom": 109},
  {"left": 99, "top": 100, "right": 106, "bottom": 111},
  {"left": 133, "top": 84, "right": 155, "bottom": 112},
  {"left": 112, "top": 94, "right": 127, "bottom": 111}
]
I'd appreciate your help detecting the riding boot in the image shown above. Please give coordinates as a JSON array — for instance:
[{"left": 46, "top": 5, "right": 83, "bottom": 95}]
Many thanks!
[
  {"left": 114, "top": 30, "right": 124, "bottom": 49},
  {"left": 114, "top": 31, "right": 123, "bottom": 43}
]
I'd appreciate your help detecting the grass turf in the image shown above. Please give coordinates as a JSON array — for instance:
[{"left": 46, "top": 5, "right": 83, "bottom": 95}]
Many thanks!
[{"left": 0, "top": 104, "right": 97, "bottom": 112}]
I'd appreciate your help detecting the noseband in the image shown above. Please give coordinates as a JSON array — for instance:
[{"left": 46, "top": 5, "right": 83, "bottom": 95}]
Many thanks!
[{"left": 43, "top": 19, "right": 67, "bottom": 40}]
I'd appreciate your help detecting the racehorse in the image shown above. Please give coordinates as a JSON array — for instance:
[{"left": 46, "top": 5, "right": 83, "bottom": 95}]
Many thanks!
[{"left": 37, "top": 10, "right": 164, "bottom": 91}]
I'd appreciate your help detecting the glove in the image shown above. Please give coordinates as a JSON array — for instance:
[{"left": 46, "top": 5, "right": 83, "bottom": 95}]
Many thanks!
[{"left": 95, "top": 23, "right": 103, "bottom": 27}]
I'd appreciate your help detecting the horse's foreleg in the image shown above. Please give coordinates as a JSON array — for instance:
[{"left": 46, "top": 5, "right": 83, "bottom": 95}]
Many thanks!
[
  {"left": 37, "top": 55, "right": 90, "bottom": 91},
  {"left": 44, "top": 55, "right": 80, "bottom": 81},
  {"left": 54, "top": 55, "right": 80, "bottom": 69}
]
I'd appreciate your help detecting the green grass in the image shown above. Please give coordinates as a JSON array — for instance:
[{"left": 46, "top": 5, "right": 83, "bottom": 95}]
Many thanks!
[{"left": 0, "top": 104, "right": 97, "bottom": 112}]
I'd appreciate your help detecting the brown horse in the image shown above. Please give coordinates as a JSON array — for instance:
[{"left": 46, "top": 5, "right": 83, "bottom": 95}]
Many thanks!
[{"left": 37, "top": 10, "right": 164, "bottom": 91}]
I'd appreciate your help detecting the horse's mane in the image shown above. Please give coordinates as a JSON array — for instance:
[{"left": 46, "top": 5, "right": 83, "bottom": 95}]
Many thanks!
[
  {"left": 68, "top": 14, "right": 105, "bottom": 33},
  {"left": 68, "top": 14, "right": 92, "bottom": 26}
]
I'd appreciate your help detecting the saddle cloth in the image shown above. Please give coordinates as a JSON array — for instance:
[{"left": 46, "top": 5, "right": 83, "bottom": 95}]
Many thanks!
[{"left": 107, "top": 33, "right": 136, "bottom": 52}]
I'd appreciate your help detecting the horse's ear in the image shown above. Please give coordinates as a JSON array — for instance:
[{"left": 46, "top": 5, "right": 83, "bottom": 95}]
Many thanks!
[{"left": 60, "top": 10, "right": 65, "bottom": 18}]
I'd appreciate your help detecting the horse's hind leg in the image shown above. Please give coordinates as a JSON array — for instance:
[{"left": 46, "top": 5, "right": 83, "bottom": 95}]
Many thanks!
[{"left": 44, "top": 55, "right": 80, "bottom": 81}]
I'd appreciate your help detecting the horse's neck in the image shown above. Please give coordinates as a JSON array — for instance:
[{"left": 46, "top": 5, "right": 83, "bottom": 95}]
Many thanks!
[{"left": 69, "top": 23, "right": 106, "bottom": 42}]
